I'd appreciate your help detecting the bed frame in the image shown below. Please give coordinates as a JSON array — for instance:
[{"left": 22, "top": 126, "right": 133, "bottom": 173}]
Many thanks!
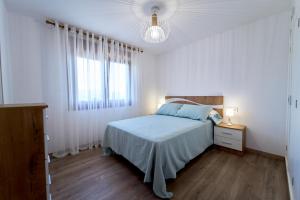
[{"left": 165, "top": 96, "right": 224, "bottom": 116}]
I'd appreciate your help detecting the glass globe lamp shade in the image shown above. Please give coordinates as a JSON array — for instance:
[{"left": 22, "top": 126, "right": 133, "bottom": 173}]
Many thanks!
[{"left": 141, "top": 17, "right": 170, "bottom": 43}]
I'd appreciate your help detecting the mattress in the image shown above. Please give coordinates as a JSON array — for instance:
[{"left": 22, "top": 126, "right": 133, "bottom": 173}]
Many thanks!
[{"left": 102, "top": 114, "right": 213, "bottom": 198}]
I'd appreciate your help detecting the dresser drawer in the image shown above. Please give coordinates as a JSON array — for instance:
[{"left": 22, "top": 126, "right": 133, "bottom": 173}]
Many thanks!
[
  {"left": 214, "top": 126, "right": 242, "bottom": 141},
  {"left": 215, "top": 135, "right": 242, "bottom": 151}
]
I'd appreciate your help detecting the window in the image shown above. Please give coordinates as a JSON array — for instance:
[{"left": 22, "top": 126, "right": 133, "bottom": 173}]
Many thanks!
[
  {"left": 72, "top": 57, "right": 131, "bottom": 110},
  {"left": 65, "top": 35, "right": 135, "bottom": 111},
  {"left": 108, "top": 62, "right": 130, "bottom": 104}
]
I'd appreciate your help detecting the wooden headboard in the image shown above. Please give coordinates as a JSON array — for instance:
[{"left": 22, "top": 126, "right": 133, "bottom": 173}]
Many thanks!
[{"left": 165, "top": 96, "right": 224, "bottom": 116}]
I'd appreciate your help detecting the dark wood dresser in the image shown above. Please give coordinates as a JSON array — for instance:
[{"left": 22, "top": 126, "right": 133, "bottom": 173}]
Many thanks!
[{"left": 0, "top": 104, "right": 51, "bottom": 200}]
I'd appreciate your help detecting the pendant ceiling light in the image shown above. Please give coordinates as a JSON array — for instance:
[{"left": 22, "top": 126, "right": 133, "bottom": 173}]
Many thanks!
[{"left": 141, "top": 6, "right": 170, "bottom": 43}]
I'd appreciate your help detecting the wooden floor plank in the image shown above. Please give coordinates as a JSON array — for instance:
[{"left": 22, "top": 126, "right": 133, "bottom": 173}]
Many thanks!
[{"left": 50, "top": 148, "right": 289, "bottom": 200}]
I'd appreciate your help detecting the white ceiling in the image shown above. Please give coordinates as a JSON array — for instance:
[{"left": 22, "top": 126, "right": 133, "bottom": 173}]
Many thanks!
[{"left": 5, "top": 0, "right": 291, "bottom": 55}]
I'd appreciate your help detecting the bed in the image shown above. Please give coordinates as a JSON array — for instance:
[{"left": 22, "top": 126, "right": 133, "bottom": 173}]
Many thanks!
[{"left": 102, "top": 96, "right": 223, "bottom": 198}]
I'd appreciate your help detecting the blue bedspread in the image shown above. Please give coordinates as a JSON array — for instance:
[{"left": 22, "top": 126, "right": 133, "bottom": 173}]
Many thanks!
[{"left": 102, "top": 115, "right": 213, "bottom": 198}]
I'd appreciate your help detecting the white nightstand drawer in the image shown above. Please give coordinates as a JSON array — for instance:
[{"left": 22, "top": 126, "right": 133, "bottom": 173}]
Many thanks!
[
  {"left": 215, "top": 136, "right": 242, "bottom": 151},
  {"left": 214, "top": 126, "right": 242, "bottom": 141}
]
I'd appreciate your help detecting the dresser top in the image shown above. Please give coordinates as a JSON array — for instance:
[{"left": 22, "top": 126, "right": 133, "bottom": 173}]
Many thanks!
[{"left": 0, "top": 103, "right": 48, "bottom": 109}]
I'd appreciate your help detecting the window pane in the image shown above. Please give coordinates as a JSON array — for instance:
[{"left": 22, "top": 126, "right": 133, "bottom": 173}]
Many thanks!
[
  {"left": 109, "top": 62, "right": 130, "bottom": 102},
  {"left": 76, "top": 57, "right": 103, "bottom": 102}
]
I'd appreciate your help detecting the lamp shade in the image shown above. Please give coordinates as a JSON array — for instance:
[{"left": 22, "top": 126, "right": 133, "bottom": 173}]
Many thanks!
[
  {"left": 141, "top": 6, "right": 170, "bottom": 43},
  {"left": 225, "top": 107, "right": 236, "bottom": 117},
  {"left": 141, "top": 20, "right": 170, "bottom": 43}
]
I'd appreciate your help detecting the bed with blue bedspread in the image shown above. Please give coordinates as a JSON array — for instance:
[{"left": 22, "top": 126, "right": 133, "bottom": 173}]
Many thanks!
[{"left": 102, "top": 114, "right": 214, "bottom": 198}]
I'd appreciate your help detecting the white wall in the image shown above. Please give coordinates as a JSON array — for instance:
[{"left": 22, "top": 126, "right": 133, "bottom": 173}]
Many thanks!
[
  {"left": 157, "top": 12, "right": 290, "bottom": 156},
  {"left": 0, "top": 0, "right": 4, "bottom": 103},
  {"left": 0, "top": 0, "right": 8, "bottom": 103},
  {"left": 4, "top": 12, "right": 44, "bottom": 103}
]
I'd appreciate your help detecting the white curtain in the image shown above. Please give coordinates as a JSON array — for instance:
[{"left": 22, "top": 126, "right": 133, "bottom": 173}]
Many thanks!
[{"left": 42, "top": 22, "right": 140, "bottom": 157}]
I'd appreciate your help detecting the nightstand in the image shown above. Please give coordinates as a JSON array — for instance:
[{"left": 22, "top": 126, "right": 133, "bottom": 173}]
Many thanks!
[{"left": 214, "top": 122, "right": 246, "bottom": 154}]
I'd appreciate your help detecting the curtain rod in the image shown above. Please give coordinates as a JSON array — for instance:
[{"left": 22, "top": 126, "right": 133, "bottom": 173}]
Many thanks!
[{"left": 45, "top": 19, "right": 143, "bottom": 53}]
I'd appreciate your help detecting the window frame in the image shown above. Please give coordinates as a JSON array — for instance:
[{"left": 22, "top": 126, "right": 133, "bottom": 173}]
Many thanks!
[{"left": 71, "top": 56, "right": 132, "bottom": 110}]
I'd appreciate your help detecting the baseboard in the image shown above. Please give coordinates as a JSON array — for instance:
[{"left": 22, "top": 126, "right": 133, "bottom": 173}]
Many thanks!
[
  {"left": 285, "top": 156, "right": 294, "bottom": 200},
  {"left": 245, "top": 148, "right": 284, "bottom": 160}
]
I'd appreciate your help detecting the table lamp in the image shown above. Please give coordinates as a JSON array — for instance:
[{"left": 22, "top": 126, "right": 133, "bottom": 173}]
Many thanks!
[{"left": 225, "top": 107, "right": 237, "bottom": 125}]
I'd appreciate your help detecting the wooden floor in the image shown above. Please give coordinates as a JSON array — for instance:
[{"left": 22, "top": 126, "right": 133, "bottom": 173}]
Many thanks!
[{"left": 50, "top": 148, "right": 289, "bottom": 200}]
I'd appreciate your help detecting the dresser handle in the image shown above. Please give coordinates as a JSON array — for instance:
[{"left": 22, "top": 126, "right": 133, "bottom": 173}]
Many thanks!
[
  {"left": 222, "top": 132, "right": 232, "bottom": 136},
  {"left": 46, "top": 135, "right": 50, "bottom": 141},
  {"left": 47, "top": 155, "right": 51, "bottom": 163},
  {"left": 222, "top": 141, "right": 232, "bottom": 146}
]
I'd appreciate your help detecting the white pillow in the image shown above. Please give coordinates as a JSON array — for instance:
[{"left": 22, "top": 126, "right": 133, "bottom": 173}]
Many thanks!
[{"left": 209, "top": 110, "right": 223, "bottom": 125}]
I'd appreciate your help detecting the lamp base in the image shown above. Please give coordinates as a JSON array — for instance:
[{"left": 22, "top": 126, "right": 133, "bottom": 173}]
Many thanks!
[{"left": 227, "top": 117, "right": 233, "bottom": 126}]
